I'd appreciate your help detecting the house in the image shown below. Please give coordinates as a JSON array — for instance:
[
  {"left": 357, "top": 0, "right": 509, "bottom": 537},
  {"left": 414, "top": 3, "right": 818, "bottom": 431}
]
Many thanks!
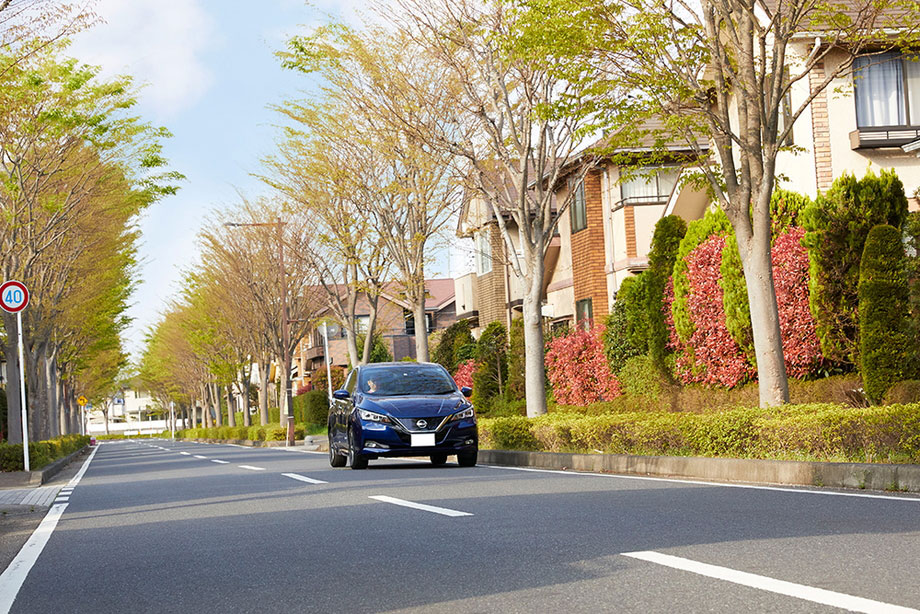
[{"left": 292, "top": 278, "right": 457, "bottom": 387}]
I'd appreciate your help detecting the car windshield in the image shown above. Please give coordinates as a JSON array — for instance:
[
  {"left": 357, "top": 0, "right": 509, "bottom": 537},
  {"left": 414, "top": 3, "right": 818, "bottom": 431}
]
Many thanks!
[{"left": 359, "top": 365, "right": 457, "bottom": 396}]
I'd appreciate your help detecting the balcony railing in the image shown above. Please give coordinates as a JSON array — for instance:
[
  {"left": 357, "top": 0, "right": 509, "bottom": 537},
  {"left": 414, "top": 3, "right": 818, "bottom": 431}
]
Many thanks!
[{"left": 849, "top": 126, "right": 920, "bottom": 150}]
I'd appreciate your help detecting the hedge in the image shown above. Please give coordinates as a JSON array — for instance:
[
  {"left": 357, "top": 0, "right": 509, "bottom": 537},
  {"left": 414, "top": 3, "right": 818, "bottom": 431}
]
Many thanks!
[
  {"left": 0, "top": 434, "right": 90, "bottom": 472},
  {"left": 175, "top": 423, "right": 308, "bottom": 442},
  {"left": 859, "top": 224, "right": 913, "bottom": 404},
  {"left": 478, "top": 403, "right": 920, "bottom": 463}
]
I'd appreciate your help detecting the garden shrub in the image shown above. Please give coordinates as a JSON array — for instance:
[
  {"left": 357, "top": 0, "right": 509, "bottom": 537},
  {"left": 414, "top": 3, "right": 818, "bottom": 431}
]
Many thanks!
[
  {"left": 773, "top": 227, "right": 824, "bottom": 377},
  {"left": 646, "top": 215, "right": 687, "bottom": 369},
  {"left": 506, "top": 317, "right": 526, "bottom": 401},
  {"left": 432, "top": 320, "right": 476, "bottom": 373},
  {"left": 883, "top": 380, "right": 920, "bottom": 405},
  {"left": 472, "top": 321, "right": 508, "bottom": 410},
  {"left": 672, "top": 207, "right": 733, "bottom": 343},
  {"left": 545, "top": 324, "right": 621, "bottom": 405},
  {"left": 618, "top": 355, "right": 670, "bottom": 402},
  {"left": 294, "top": 389, "right": 329, "bottom": 425},
  {"left": 904, "top": 211, "right": 920, "bottom": 358},
  {"left": 0, "top": 434, "right": 89, "bottom": 472},
  {"left": 264, "top": 425, "right": 287, "bottom": 441},
  {"left": 802, "top": 168, "right": 909, "bottom": 366},
  {"left": 672, "top": 234, "right": 755, "bottom": 387},
  {"left": 453, "top": 358, "right": 476, "bottom": 389},
  {"left": 603, "top": 279, "right": 645, "bottom": 374},
  {"left": 313, "top": 365, "right": 346, "bottom": 394},
  {"left": 859, "top": 224, "right": 912, "bottom": 404},
  {"left": 356, "top": 332, "right": 392, "bottom": 364}
]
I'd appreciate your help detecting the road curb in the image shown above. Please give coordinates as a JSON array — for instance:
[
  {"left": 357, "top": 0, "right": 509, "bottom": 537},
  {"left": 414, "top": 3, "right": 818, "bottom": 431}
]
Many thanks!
[
  {"left": 478, "top": 449, "right": 920, "bottom": 493},
  {"left": 0, "top": 446, "right": 89, "bottom": 489}
]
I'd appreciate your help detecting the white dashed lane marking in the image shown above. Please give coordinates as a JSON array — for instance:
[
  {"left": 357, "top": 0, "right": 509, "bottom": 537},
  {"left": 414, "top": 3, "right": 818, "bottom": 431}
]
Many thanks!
[
  {"left": 281, "top": 473, "right": 327, "bottom": 485},
  {"left": 211, "top": 459, "right": 229, "bottom": 464},
  {"left": 238, "top": 465, "right": 265, "bottom": 471},
  {"left": 621, "top": 551, "right": 920, "bottom": 614},
  {"left": 369, "top": 496, "right": 472, "bottom": 517}
]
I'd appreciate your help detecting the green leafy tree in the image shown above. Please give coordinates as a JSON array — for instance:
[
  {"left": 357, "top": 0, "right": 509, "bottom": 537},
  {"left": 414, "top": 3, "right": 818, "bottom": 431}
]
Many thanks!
[{"left": 472, "top": 321, "right": 508, "bottom": 411}]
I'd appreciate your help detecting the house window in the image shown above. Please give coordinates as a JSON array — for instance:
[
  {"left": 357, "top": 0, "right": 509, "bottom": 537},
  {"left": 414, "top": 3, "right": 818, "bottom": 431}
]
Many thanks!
[
  {"left": 475, "top": 229, "right": 492, "bottom": 275},
  {"left": 355, "top": 315, "right": 369, "bottom": 335},
  {"left": 405, "top": 312, "right": 433, "bottom": 335},
  {"left": 575, "top": 298, "right": 593, "bottom": 329},
  {"left": 569, "top": 179, "right": 587, "bottom": 233},
  {"left": 854, "top": 52, "right": 920, "bottom": 128},
  {"left": 619, "top": 166, "right": 680, "bottom": 205}
]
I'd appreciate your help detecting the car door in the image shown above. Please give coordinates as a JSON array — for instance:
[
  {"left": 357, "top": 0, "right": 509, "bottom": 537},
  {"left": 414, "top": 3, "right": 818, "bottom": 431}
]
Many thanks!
[{"left": 332, "top": 368, "right": 358, "bottom": 448}]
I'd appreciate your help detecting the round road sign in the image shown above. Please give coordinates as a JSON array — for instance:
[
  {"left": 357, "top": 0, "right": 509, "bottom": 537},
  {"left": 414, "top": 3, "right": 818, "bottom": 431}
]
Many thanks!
[{"left": 0, "top": 280, "right": 29, "bottom": 313}]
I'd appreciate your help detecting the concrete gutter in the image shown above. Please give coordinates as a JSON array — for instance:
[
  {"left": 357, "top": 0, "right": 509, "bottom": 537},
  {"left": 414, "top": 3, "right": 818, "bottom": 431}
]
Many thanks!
[
  {"left": 479, "top": 449, "right": 920, "bottom": 493},
  {"left": 0, "top": 446, "right": 89, "bottom": 489}
]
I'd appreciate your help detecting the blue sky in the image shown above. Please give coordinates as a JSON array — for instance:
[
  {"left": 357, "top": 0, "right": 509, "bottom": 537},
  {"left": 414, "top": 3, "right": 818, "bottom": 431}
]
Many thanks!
[{"left": 68, "top": 0, "right": 456, "bottom": 359}]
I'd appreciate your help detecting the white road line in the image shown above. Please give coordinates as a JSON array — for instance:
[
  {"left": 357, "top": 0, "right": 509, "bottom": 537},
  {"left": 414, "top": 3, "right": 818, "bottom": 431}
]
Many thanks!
[
  {"left": 622, "top": 551, "right": 919, "bottom": 614},
  {"left": 485, "top": 465, "right": 920, "bottom": 502},
  {"left": 281, "top": 473, "right": 327, "bottom": 484},
  {"left": 193, "top": 455, "right": 207, "bottom": 459},
  {"left": 54, "top": 497, "right": 69, "bottom": 502},
  {"left": 211, "top": 459, "right": 229, "bottom": 464},
  {"left": 238, "top": 465, "right": 265, "bottom": 471},
  {"left": 369, "top": 495, "right": 472, "bottom": 517},
  {"left": 1, "top": 445, "right": 102, "bottom": 613},
  {"left": 179, "top": 452, "right": 191, "bottom": 456},
  {"left": 0, "top": 503, "right": 68, "bottom": 614},
  {"left": 67, "top": 444, "right": 99, "bottom": 488}
]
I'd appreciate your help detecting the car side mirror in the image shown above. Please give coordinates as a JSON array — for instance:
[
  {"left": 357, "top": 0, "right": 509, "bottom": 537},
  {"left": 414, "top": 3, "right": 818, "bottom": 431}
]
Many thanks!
[
  {"left": 460, "top": 386, "right": 472, "bottom": 398},
  {"left": 332, "top": 389, "right": 350, "bottom": 400}
]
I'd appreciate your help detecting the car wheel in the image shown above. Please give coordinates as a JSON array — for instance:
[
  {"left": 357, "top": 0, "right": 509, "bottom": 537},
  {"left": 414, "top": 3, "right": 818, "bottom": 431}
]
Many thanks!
[
  {"left": 430, "top": 453, "right": 447, "bottom": 466},
  {"left": 347, "top": 431, "right": 368, "bottom": 470},
  {"left": 457, "top": 448, "right": 478, "bottom": 467},
  {"left": 329, "top": 430, "right": 346, "bottom": 468}
]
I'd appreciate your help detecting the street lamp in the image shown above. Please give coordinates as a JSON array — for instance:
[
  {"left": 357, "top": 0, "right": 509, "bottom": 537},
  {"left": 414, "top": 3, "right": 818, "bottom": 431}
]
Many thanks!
[{"left": 224, "top": 218, "right": 293, "bottom": 426}]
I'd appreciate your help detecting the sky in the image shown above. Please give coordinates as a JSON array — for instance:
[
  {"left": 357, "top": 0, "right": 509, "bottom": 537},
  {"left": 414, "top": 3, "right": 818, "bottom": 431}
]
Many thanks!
[{"left": 67, "top": 0, "right": 456, "bottom": 360}]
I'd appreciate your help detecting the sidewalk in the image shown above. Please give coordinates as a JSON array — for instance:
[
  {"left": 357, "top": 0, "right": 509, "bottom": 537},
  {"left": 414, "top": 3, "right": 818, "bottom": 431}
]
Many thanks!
[{"left": 0, "top": 486, "right": 61, "bottom": 507}]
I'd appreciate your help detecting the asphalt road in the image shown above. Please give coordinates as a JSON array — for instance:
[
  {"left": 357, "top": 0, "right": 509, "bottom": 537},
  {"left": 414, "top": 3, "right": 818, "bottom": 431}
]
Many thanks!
[{"left": 3, "top": 439, "right": 920, "bottom": 613}]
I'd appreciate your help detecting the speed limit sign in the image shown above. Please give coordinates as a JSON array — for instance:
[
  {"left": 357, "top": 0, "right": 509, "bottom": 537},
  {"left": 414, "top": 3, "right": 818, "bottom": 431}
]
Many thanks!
[{"left": 0, "top": 280, "right": 29, "bottom": 313}]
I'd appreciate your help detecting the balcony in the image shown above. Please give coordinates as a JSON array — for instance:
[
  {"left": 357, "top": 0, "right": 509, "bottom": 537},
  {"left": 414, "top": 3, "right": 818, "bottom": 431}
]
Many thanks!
[
  {"left": 849, "top": 126, "right": 920, "bottom": 150},
  {"left": 304, "top": 345, "right": 324, "bottom": 361}
]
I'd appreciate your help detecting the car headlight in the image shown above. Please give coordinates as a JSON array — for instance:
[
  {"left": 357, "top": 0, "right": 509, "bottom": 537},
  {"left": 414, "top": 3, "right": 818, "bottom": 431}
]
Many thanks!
[
  {"left": 449, "top": 407, "right": 475, "bottom": 422},
  {"left": 358, "top": 409, "right": 391, "bottom": 424}
]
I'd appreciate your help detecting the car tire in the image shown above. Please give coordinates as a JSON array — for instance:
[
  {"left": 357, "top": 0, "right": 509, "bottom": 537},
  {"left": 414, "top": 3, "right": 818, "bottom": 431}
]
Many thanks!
[
  {"left": 430, "top": 453, "right": 447, "bottom": 466},
  {"left": 457, "top": 448, "right": 478, "bottom": 467},
  {"left": 329, "top": 431, "right": 347, "bottom": 468},
  {"left": 347, "top": 431, "right": 368, "bottom": 470}
]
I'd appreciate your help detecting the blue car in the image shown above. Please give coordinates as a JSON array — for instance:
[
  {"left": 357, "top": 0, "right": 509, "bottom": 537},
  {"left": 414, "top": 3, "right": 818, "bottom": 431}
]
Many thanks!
[{"left": 327, "top": 362, "right": 478, "bottom": 469}]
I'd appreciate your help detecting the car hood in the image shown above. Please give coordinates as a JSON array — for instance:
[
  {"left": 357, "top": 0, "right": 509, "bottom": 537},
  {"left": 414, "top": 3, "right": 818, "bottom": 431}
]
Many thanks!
[{"left": 357, "top": 394, "right": 467, "bottom": 418}]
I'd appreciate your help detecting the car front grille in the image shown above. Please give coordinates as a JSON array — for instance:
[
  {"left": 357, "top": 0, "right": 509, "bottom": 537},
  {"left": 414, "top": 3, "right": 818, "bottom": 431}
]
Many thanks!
[{"left": 395, "top": 416, "right": 444, "bottom": 432}]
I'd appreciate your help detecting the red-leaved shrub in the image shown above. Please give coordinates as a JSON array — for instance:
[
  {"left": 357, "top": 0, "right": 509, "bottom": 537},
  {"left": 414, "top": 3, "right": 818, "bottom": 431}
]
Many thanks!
[
  {"left": 673, "top": 235, "right": 756, "bottom": 387},
  {"left": 773, "top": 227, "right": 824, "bottom": 377},
  {"left": 545, "top": 324, "right": 621, "bottom": 405},
  {"left": 452, "top": 359, "right": 476, "bottom": 389}
]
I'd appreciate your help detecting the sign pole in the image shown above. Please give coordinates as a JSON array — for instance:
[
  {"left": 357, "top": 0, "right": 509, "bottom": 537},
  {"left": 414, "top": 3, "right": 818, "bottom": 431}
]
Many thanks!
[
  {"left": 170, "top": 401, "right": 175, "bottom": 440},
  {"left": 322, "top": 323, "right": 333, "bottom": 401},
  {"left": 17, "top": 311, "right": 29, "bottom": 472}
]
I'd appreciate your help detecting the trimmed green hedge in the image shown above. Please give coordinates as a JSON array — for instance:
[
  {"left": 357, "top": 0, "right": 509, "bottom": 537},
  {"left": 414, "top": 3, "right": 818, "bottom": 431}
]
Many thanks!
[
  {"left": 0, "top": 434, "right": 90, "bottom": 472},
  {"left": 175, "top": 422, "right": 312, "bottom": 442},
  {"left": 479, "top": 403, "right": 920, "bottom": 463}
]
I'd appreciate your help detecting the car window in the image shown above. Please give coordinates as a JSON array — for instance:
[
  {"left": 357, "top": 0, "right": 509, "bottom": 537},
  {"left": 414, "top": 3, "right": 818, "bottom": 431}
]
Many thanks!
[
  {"left": 359, "top": 365, "right": 457, "bottom": 396},
  {"left": 344, "top": 370, "right": 358, "bottom": 394}
]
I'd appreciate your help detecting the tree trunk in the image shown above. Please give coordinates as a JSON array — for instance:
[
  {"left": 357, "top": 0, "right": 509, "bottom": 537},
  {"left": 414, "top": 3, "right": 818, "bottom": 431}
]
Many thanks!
[
  {"left": 4, "top": 337, "right": 23, "bottom": 444},
  {"left": 226, "top": 385, "right": 236, "bottom": 427},
  {"left": 56, "top": 371, "right": 67, "bottom": 435},
  {"left": 46, "top": 352, "right": 60, "bottom": 438},
  {"left": 24, "top": 343, "right": 45, "bottom": 440},
  {"left": 103, "top": 407, "right": 110, "bottom": 435},
  {"left": 412, "top": 286, "right": 429, "bottom": 363},
  {"left": 737, "top": 225, "right": 790, "bottom": 407},
  {"left": 258, "top": 360, "right": 270, "bottom": 426},
  {"left": 522, "top": 250, "right": 547, "bottom": 417},
  {"left": 362, "top": 294, "right": 381, "bottom": 365},
  {"left": 213, "top": 382, "right": 223, "bottom": 427},
  {"left": 241, "top": 376, "right": 251, "bottom": 427}
]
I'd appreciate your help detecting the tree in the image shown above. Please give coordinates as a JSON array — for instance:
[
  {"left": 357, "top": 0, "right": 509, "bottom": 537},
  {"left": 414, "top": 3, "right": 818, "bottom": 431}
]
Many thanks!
[
  {"left": 280, "top": 23, "right": 466, "bottom": 363},
  {"left": 390, "top": 0, "right": 609, "bottom": 415},
  {"left": 561, "top": 0, "right": 920, "bottom": 406}
]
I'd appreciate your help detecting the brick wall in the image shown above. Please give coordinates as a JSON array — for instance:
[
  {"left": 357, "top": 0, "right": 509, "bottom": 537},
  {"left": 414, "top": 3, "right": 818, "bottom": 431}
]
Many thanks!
[
  {"left": 809, "top": 61, "right": 834, "bottom": 192},
  {"left": 570, "top": 170, "right": 610, "bottom": 320},
  {"left": 475, "top": 222, "right": 509, "bottom": 328}
]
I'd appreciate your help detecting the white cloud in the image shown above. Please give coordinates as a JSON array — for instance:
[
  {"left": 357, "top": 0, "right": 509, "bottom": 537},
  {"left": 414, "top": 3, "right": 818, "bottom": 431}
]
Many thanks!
[{"left": 69, "top": 0, "right": 218, "bottom": 117}]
